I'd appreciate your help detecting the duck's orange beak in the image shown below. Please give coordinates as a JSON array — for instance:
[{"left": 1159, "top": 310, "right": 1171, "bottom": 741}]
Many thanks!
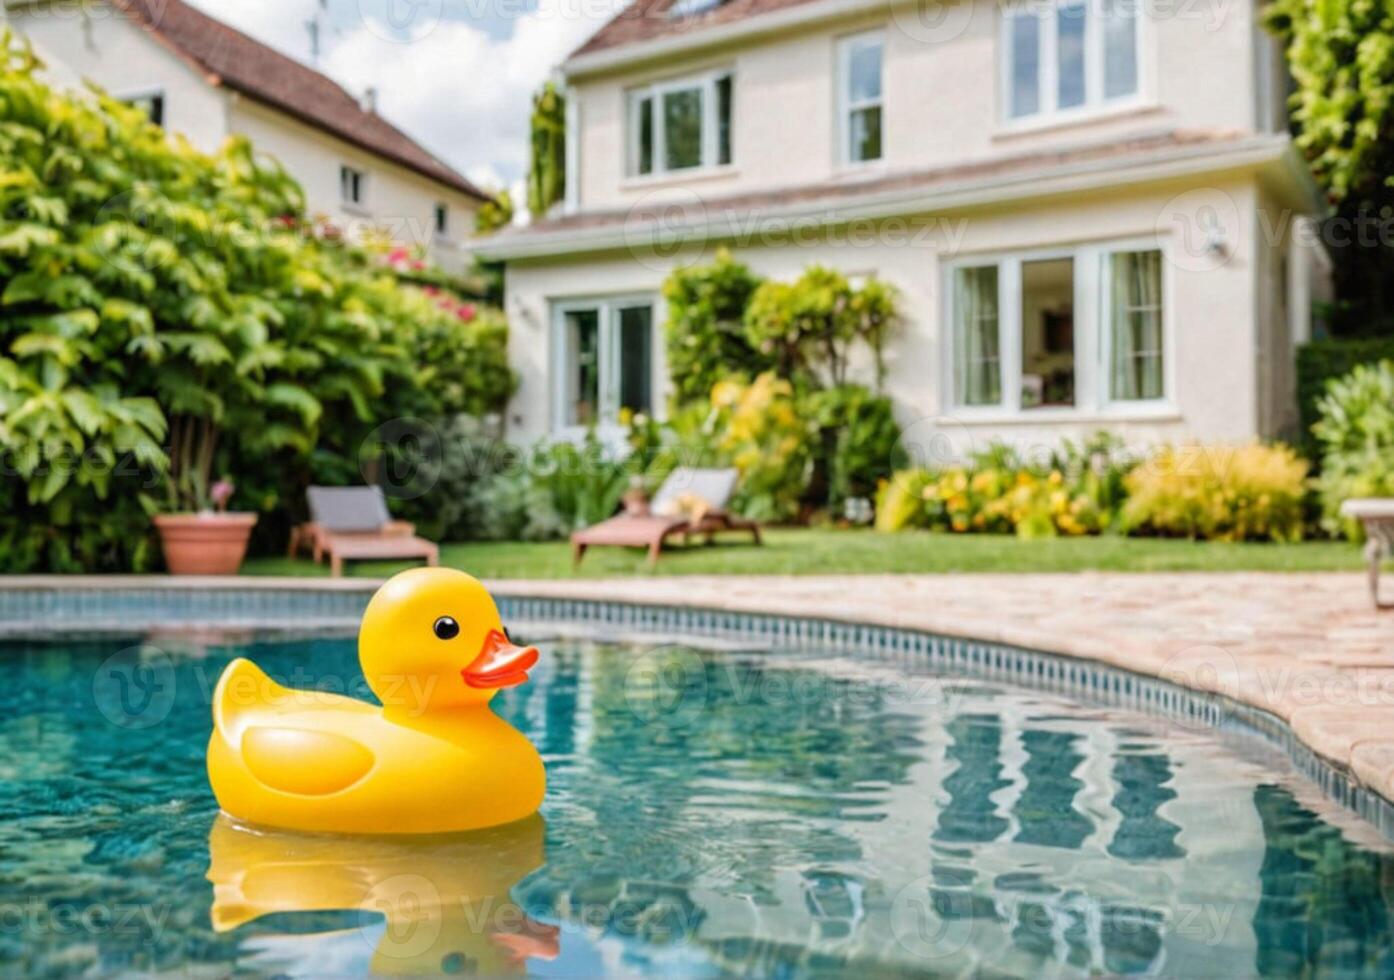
[{"left": 462, "top": 630, "right": 539, "bottom": 690}]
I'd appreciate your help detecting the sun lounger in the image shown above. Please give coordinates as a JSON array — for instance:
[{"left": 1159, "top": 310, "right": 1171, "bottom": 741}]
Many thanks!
[
  {"left": 571, "top": 468, "right": 761, "bottom": 565},
  {"left": 1341, "top": 499, "right": 1394, "bottom": 610},
  {"left": 290, "top": 486, "right": 439, "bottom": 577}
]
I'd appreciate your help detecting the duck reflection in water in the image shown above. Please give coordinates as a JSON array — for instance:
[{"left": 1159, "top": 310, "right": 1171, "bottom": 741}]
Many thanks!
[{"left": 206, "top": 813, "right": 559, "bottom": 975}]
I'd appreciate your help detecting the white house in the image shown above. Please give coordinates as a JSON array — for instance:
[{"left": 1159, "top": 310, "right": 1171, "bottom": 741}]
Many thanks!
[
  {"left": 479, "top": 0, "right": 1331, "bottom": 456},
  {"left": 6, "top": 0, "right": 489, "bottom": 273}
]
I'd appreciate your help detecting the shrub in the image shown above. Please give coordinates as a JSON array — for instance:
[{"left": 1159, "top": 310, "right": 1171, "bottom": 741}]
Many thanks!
[
  {"left": 1297, "top": 340, "right": 1394, "bottom": 454},
  {"left": 710, "top": 373, "right": 813, "bottom": 522},
  {"left": 1122, "top": 445, "right": 1309, "bottom": 542},
  {"left": 743, "top": 266, "right": 899, "bottom": 389},
  {"left": 874, "top": 436, "right": 1136, "bottom": 538},
  {"left": 807, "top": 385, "right": 904, "bottom": 513},
  {"left": 874, "top": 469, "right": 937, "bottom": 533},
  {"left": 662, "top": 249, "right": 770, "bottom": 404},
  {"left": 1312, "top": 360, "right": 1394, "bottom": 538}
]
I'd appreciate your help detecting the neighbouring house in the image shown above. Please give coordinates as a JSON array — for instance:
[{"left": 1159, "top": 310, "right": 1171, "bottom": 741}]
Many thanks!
[
  {"left": 5, "top": 0, "right": 489, "bottom": 274},
  {"left": 479, "top": 0, "right": 1332, "bottom": 455}
]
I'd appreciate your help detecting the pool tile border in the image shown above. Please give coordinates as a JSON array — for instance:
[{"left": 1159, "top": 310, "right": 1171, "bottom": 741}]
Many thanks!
[{"left": 5, "top": 580, "right": 1394, "bottom": 840}]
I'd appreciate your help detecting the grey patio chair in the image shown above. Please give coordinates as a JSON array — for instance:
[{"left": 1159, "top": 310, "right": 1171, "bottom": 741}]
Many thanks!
[{"left": 289, "top": 485, "right": 438, "bottom": 577}]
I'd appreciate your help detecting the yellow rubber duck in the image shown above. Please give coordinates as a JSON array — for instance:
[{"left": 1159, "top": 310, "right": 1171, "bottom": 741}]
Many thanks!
[{"left": 207, "top": 567, "right": 545, "bottom": 834}]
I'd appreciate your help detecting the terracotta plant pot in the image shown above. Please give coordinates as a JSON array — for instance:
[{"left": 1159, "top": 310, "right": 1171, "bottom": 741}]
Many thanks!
[{"left": 154, "top": 513, "right": 258, "bottom": 576}]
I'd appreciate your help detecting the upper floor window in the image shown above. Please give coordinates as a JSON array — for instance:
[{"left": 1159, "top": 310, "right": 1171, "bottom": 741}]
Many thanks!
[
  {"left": 125, "top": 92, "right": 165, "bottom": 127},
  {"left": 340, "top": 165, "right": 367, "bottom": 207},
  {"left": 434, "top": 202, "right": 450, "bottom": 237},
  {"left": 1004, "top": 0, "right": 1140, "bottom": 123},
  {"left": 627, "top": 70, "right": 733, "bottom": 177},
  {"left": 839, "top": 31, "right": 884, "bottom": 165},
  {"left": 669, "top": 0, "right": 724, "bottom": 16}
]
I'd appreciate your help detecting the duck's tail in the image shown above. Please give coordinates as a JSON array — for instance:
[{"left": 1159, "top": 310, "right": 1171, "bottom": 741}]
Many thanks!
[{"left": 212, "top": 658, "right": 287, "bottom": 746}]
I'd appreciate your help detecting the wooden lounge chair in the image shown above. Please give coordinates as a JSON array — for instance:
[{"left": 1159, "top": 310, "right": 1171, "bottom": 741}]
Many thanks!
[
  {"left": 1341, "top": 499, "right": 1394, "bottom": 610},
  {"left": 571, "top": 468, "right": 761, "bottom": 565},
  {"left": 289, "top": 486, "right": 439, "bottom": 578}
]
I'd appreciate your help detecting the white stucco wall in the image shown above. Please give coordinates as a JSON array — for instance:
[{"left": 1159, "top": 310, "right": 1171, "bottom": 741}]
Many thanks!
[
  {"left": 568, "top": 0, "right": 1265, "bottom": 213},
  {"left": 10, "top": 3, "right": 231, "bottom": 150},
  {"left": 228, "top": 99, "right": 480, "bottom": 273},
  {"left": 503, "top": 174, "right": 1267, "bottom": 454}
]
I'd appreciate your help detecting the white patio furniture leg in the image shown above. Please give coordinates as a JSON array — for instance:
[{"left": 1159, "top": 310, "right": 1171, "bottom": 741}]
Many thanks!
[{"left": 1365, "top": 537, "right": 1387, "bottom": 610}]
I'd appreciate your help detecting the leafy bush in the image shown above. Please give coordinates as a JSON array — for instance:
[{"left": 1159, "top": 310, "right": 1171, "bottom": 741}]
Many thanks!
[
  {"left": 0, "top": 39, "right": 511, "bottom": 570},
  {"left": 1312, "top": 361, "right": 1394, "bottom": 538},
  {"left": 876, "top": 436, "right": 1136, "bottom": 538},
  {"left": 710, "top": 373, "right": 813, "bottom": 522},
  {"left": 744, "top": 266, "right": 899, "bottom": 389},
  {"left": 1122, "top": 445, "right": 1309, "bottom": 542},
  {"left": 807, "top": 385, "right": 904, "bottom": 512},
  {"left": 1296, "top": 340, "right": 1394, "bottom": 454},
  {"left": 663, "top": 249, "right": 770, "bottom": 404}
]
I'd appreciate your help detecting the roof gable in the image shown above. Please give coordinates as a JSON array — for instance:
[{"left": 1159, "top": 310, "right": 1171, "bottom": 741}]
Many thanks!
[
  {"left": 571, "top": 0, "right": 823, "bottom": 60},
  {"left": 112, "top": 0, "right": 487, "bottom": 201}
]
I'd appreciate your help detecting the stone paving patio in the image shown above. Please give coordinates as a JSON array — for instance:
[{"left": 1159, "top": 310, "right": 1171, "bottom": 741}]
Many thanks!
[{"left": 489, "top": 573, "right": 1394, "bottom": 801}]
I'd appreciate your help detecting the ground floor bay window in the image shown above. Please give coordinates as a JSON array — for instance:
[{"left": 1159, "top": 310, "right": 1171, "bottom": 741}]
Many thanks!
[
  {"left": 552, "top": 297, "right": 656, "bottom": 435},
  {"left": 948, "top": 242, "right": 1168, "bottom": 415}
]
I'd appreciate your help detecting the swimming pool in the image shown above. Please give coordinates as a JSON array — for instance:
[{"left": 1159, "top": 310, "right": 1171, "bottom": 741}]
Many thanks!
[{"left": 4, "top": 630, "right": 1394, "bottom": 977}]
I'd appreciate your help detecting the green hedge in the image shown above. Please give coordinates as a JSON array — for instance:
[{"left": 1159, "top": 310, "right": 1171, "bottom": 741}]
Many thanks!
[{"left": 1297, "top": 339, "right": 1394, "bottom": 453}]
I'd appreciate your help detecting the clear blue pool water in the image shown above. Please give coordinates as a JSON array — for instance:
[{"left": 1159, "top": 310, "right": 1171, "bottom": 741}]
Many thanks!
[{"left": 2, "top": 632, "right": 1393, "bottom": 978}]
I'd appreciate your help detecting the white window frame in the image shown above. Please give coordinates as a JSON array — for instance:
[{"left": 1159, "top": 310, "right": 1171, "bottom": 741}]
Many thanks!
[
  {"left": 120, "top": 87, "right": 166, "bottom": 127},
  {"left": 1098, "top": 241, "right": 1175, "bottom": 409},
  {"left": 942, "top": 238, "right": 1174, "bottom": 420},
  {"left": 550, "top": 295, "right": 660, "bottom": 439},
  {"left": 838, "top": 29, "right": 885, "bottom": 167},
  {"left": 626, "top": 68, "right": 734, "bottom": 179},
  {"left": 340, "top": 164, "right": 368, "bottom": 209},
  {"left": 999, "top": 0, "right": 1146, "bottom": 128}
]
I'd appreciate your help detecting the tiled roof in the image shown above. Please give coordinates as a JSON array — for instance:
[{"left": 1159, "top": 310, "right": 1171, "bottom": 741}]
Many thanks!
[
  {"left": 571, "top": 0, "right": 822, "bottom": 59},
  {"left": 113, "top": 0, "right": 488, "bottom": 201}
]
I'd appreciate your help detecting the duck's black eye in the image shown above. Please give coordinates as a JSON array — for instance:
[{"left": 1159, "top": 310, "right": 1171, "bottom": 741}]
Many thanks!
[{"left": 433, "top": 616, "right": 460, "bottom": 641}]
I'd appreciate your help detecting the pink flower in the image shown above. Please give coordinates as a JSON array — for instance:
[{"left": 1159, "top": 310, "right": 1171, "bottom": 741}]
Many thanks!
[
  {"left": 457, "top": 304, "right": 477, "bottom": 322},
  {"left": 210, "top": 479, "right": 235, "bottom": 512},
  {"left": 423, "top": 285, "right": 440, "bottom": 297},
  {"left": 410, "top": 260, "right": 426, "bottom": 271},
  {"left": 387, "top": 247, "right": 410, "bottom": 265}
]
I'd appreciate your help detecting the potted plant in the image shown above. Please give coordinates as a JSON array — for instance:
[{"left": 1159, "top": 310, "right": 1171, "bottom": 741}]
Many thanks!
[{"left": 153, "top": 416, "right": 258, "bottom": 575}]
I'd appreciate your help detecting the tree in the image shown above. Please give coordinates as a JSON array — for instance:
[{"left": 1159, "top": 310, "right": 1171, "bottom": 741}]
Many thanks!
[
  {"left": 475, "top": 187, "right": 515, "bottom": 235},
  {"left": 526, "top": 82, "right": 566, "bottom": 218},
  {"left": 662, "top": 248, "right": 770, "bottom": 403},
  {"left": 1265, "top": 0, "right": 1394, "bottom": 335}
]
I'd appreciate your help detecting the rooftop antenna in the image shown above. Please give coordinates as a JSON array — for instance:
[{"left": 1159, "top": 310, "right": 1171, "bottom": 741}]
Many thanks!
[{"left": 306, "top": 0, "right": 330, "bottom": 63}]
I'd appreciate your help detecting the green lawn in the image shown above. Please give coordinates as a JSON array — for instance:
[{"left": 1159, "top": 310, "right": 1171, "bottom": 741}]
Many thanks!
[{"left": 241, "top": 529, "right": 1366, "bottom": 580}]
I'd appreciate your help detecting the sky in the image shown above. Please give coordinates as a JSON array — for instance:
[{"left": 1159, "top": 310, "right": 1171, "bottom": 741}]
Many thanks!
[{"left": 185, "top": 0, "right": 627, "bottom": 201}]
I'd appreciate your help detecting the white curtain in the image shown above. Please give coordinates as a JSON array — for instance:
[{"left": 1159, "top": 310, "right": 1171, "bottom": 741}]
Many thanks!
[
  {"left": 1110, "top": 250, "right": 1163, "bottom": 401},
  {"left": 955, "top": 266, "right": 1001, "bottom": 406}
]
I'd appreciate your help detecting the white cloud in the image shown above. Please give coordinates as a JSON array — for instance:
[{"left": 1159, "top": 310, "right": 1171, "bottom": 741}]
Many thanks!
[{"left": 186, "top": 0, "right": 622, "bottom": 187}]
